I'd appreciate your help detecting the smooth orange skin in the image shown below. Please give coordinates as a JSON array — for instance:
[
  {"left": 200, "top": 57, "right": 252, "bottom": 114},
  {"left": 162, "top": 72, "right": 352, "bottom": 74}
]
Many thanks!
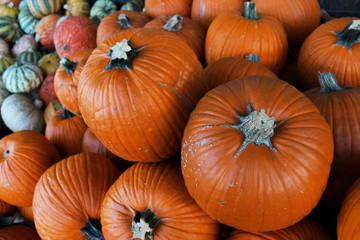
[
  {"left": 35, "top": 14, "right": 61, "bottom": 51},
  {"left": 33, "top": 152, "right": 120, "bottom": 240},
  {"left": 205, "top": 10, "right": 288, "bottom": 73},
  {"left": 101, "top": 160, "right": 221, "bottom": 240},
  {"left": 0, "top": 130, "right": 60, "bottom": 207},
  {"left": 0, "top": 225, "right": 41, "bottom": 240},
  {"left": 181, "top": 76, "right": 333, "bottom": 232},
  {"left": 145, "top": 0, "right": 192, "bottom": 19}
]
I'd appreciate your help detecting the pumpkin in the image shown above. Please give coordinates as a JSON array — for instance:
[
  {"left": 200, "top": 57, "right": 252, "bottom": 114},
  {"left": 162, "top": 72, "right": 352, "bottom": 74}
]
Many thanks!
[
  {"left": 226, "top": 218, "right": 330, "bottom": 239},
  {"left": 0, "top": 200, "right": 15, "bottom": 226},
  {"left": 44, "top": 98, "right": 61, "bottom": 124},
  {"left": 0, "top": 130, "right": 60, "bottom": 206},
  {"left": 45, "top": 107, "right": 88, "bottom": 157},
  {"left": 204, "top": 55, "right": 278, "bottom": 89},
  {"left": 191, "top": 0, "right": 245, "bottom": 30},
  {"left": 0, "top": 54, "right": 14, "bottom": 74},
  {"left": 38, "top": 52, "right": 60, "bottom": 76},
  {"left": 35, "top": 14, "right": 61, "bottom": 51},
  {"left": 90, "top": 0, "right": 117, "bottom": 24},
  {"left": 144, "top": 14, "right": 206, "bottom": 61},
  {"left": 18, "top": 4, "right": 39, "bottom": 35},
  {"left": 78, "top": 29, "right": 208, "bottom": 162},
  {"left": 1, "top": 94, "right": 45, "bottom": 132},
  {"left": 55, "top": 14, "right": 70, "bottom": 26},
  {"left": 0, "top": 225, "right": 41, "bottom": 239},
  {"left": 11, "top": 34, "right": 37, "bottom": 58},
  {"left": 64, "top": 0, "right": 90, "bottom": 17},
  {"left": 101, "top": 160, "right": 220, "bottom": 240},
  {"left": 3, "top": 62, "right": 43, "bottom": 93},
  {"left": 0, "top": 38, "right": 9, "bottom": 55},
  {"left": 33, "top": 152, "right": 120, "bottom": 240},
  {"left": 19, "top": 206, "right": 34, "bottom": 224},
  {"left": 0, "top": 200, "right": 14, "bottom": 215},
  {"left": 0, "top": 77, "right": 10, "bottom": 105},
  {"left": 54, "top": 48, "right": 92, "bottom": 114},
  {"left": 26, "top": 0, "right": 62, "bottom": 18},
  {"left": 17, "top": 48, "right": 42, "bottom": 64},
  {"left": 120, "top": 0, "right": 143, "bottom": 12},
  {"left": 96, "top": 10, "right": 150, "bottom": 46},
  {"left": 0, "top": 2, "right": 19, "bottom": 18},
  {"left": 54, "top": 16, "right": 97, "bottom": 58},
  {"left": 144, "top": 0, "right": 191, "bottom": 19},
  {"left": 205, "top": 2, "right": 288, "bottom": 73},
  {"left": 251, "top": 0, "right": 321, "bottom": 47},
  {"left": 0, "top": 0, "right": 21, "bottom": 6},
  {"left": 298, "top": 18, "right": 360, "bottom": 89},
  {"left": 277, "top": 61, "right": 302, "bottom": 91},
  {"left": 181, "top": 75, "right": 333, "bottom": 232},
  {"left": 39, "top": 73, "right": 56, "bottom": 106},
  {"left": 0, "top": 16, "right": 23, "bottom": 44},
  {"left": 337, "top": 177, "right": 360, "bottom": 239}
]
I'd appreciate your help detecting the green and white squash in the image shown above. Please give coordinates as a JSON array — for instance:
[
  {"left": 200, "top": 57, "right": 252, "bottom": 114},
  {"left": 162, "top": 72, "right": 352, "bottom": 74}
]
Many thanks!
[
  {"left": 2, "top": 62, "right": 43, "bottom": 93},
  {"left": 17, "top": 48, "right": 42, "bottom": 64},
  {"left": 120, "top": 0, "right": 144, "bottom": 12},
  {"left": 90, "top": 0, "right": 117, "bottom": 24},
  {"left": 26, "top": 0, "right": 63, "bottom": 19},
  {"left": 18, "top": 3, "right": 40, "bottom": 35},
  {"left": 0, "top": 55, "right": 14, "bottom": 74},
  {"left": 0, "top": 16, "right": 24, "bottom": 44},
  {"left": 0, "top": 77, "right": 10, "bottom": 106},
  {"left": 38, "top": 52, "right": 60, "bottom": 75}
]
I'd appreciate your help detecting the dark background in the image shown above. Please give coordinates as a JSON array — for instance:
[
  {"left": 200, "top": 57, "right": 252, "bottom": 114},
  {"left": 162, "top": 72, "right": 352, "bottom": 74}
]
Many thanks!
[{"left": 319, "top": 0, "right": 360, "bottom": 17}]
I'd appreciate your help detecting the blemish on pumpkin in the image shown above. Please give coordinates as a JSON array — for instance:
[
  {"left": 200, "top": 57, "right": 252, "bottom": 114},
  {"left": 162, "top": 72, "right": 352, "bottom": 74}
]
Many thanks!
[{"left": 218, "top": 201, "right": 227, "bottom": 204}]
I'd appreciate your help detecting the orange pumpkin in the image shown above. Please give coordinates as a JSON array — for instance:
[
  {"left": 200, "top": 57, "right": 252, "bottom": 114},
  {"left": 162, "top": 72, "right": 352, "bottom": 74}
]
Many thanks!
[
  {"left": 0, "top": 225, "right": 41, "bottom": 240},
  {"left": 35, "top": 14, "right": 61, "bottom": 51},
  {"left": 19, "top": 206, "right": 34, "bottom": 224},
  {"left": 39, "top": 73, "right": 57, "bottom": 106},
  {"left": 145, "top": 0, "right": 192, "bottom": 19}
]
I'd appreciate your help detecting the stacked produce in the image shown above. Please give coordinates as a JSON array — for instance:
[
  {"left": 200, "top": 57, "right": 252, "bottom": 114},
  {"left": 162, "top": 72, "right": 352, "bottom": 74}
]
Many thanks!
[{"left": 0, "top": 0, "right": 359, "bottom": 239}]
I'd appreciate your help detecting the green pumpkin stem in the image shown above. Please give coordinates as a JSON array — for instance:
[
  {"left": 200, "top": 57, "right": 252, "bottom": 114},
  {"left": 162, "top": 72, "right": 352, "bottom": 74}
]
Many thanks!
[
  {"left": 318, "top": 72, "right": 343, "bottom": 93},
  {"left": 245, "top": 53, "right": 260, "bottom": 63},
  {"left": 105, "top": 38, "right": 140, "bottom": 70},
  {"left": 243, "top": 2, "right": 260, "bottom": 20},
  {"left": 80, "top": 219, "right": 104, "bottom": 240},
  {"left": 335, "top": 20, "right": 360, "bottom": 49},
  {"left": 131, "top": 208, "right": 162, "bottom": 240},
  {"left": 163, "top": 14, "right": 183, "bottom": 31},
  {"left": 118, "top": 14, "right": 134, "bottom": 28},
  {"left": 61, "top": 107, "right": 75, "bottom": 119},
  {"left": 60, "top": 58, "right": 78, "bottom": 74}
]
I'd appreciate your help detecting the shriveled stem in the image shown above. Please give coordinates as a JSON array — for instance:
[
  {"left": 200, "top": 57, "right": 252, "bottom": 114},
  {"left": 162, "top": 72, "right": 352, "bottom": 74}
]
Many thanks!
[
  {"left": 318, "top": 72, "right": 343, "bottom": 93},
  {"left": 131, "top": 209, "right": 162, "bottom": 240},
  {"left": 163, "top": 14, "right": 183, "bottom": 31},
  {"left": 118, "top": 14, "right": 134, "bottom": 28}
]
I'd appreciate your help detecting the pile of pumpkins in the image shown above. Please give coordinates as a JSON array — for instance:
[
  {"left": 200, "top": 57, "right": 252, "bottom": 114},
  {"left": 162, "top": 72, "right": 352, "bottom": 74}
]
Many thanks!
[{"left": 0, "top": 0, "right": 359, "bottom": 239}]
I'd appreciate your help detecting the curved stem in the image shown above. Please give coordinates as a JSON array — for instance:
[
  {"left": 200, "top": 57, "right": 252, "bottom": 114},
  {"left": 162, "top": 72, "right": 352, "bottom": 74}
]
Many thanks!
[
  {"left": 335, "top": 20, "right": 360, "bottom": 49},
  {"left": 61, "top": 107, "right": 75, "bottom": 119},
  {"left": 163, "top": 15, "right": 183, "bottom": 31},
  {"left": 105, "top": 38, "right": 140, "bottom": 70},
  {"left": 60, "top": 57, "right": 78, "bottom": 74},
  {"left": 243, "top": 2, "right": 260, "bottom": 20},
  {"left": 80, "top": 219, "right": 104, "bottom": 240},
  {"left": 318, "top": 72, "right": 343, "bottom": 93},
  {"left": 131, "top": 209, "right": 162, "bottom": 240},
  {"left": 118, "top": 14, "right": 134, "bottom": 28},
  {"left": 245, "top": 53, "right": 260, "bottom": 63}
]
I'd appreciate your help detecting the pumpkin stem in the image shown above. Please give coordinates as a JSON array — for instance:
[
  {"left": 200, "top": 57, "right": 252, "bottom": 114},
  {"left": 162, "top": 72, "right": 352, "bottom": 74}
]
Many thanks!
[
  {"left": 118, "top": 14, "right": 134, "bottom": 28},
  {"left": 234, "top": 104, "right": 277, "bottom": 153},
  {"left": 243, "top": 2, "right": 260, "bottom": 20},
  {"left": 80, "top": 219, "right": 104, "bottom": 240},
  {"left": 318, "top": 72, "right": 343, "bottom": 93},
  {"left": 61, "top": 107, "right": 75, "bottom": 119},
  {"left": 245, "top": 54, "right": 260, "bottom": 63},
  {"left": 105, "top": 38, "right": 140, "bottom": 70},
  {"left": 335, "top": 20, "right": 360, "bottom": 49},
  {"left": 60, "top": 57, "right": 78, "bottom": 74},
  {"left": 321, "top": 9, "right": 332, "bottom": 23},
  {"left": 131, "top": 208, "right": 162, "bottom": 240},
  {"left": 3, "top": 149, "right": 10, "bottom": 157},
  {"left": 162, "top": 14, "right": 183, "bottom": 31}
]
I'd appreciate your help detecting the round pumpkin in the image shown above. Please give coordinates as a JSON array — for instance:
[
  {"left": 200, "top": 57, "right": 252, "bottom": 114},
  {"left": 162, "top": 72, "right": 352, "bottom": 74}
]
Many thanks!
[
  {"left": 78, "top": 29, "right": 209, "bottom": 162},
  {"left": 18, "top": 1, "right": 39, "bottom": 35},
  {"left": 39, "top": 73, "right": 56, "bottom": 106},
  {"left": 101, "top": 160, "right": 221, "bottom": 240},
  {"left": 64, "top": 0, "right": 90, "bottom": 17},
  {"left": 0, "top": 2, "right": 19, "bottom": 18},
  {"left": 181, "top": 75, "right": 333, "bottom": 232},
  {"left": 33, "top": 152, "right": 120, "bottom": 240},
  {"left": 17, "top": 48, "right": 42, "bottom": 64},
  {"left": 53, "top": 16, "right": 97, "bottom": 58},
  {"left": 0, "top": 16, "right": 23, "bottom": 44},
  {"left": 205, "top": 2, "right": 288, "bottom": 73},
  {"left": 144, "top": 0, "right": 191, "bottom": 19},
  {"left": 0, "top": 54, "right": 14, "bottom": 75},
  {"left": 54, "top": 48, "right": 92, "bottom": 114},
  {"left": 38, "top": 52, "right": 60, "bottom": 76},
  {"left": 44, "top": 98, "right": 61, "bottom": 124},
  {"left": 0, "top": 130, "right": 60, "bottom": 206},
  {"left": 35, "top": 14, "right": 61, "bottom": 51},
  {"left": 0, "top": 225, "right": 41, "bottom": 240},
  {"left": 19, "top": 206, "right": 34, "bottom": 224},
  {"left": 90, "top": 0, "right": 117, "bottom": 24},
  {"left": 11, "top": 34, "right": 37, "bottom": 58},
  {"left": 26, "top": 0, "right": 62, "bottom": 18}
]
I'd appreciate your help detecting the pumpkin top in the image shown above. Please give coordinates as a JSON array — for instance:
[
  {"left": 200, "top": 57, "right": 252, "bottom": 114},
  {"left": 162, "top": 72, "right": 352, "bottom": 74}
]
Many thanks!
[
  {"left": 60, "top": 57, "right": 77, "bottom": 74},
  {"left": 335, "top": 20, "right": 360, "bottom": 49},
  {"left": 318, "top": 72, "right": 344, "bottom": 93},
  {"left": 105, "top": 38, "right": 140, "bottom": 70},
  {"left": 245, "top": 53, "right": 260, "bottom": 63},
  {"left": 243, "top": 2, "right": 260, "bottom": 20},
  {"left": 162, "top": 14, "right": 183, "bottom": 31}
]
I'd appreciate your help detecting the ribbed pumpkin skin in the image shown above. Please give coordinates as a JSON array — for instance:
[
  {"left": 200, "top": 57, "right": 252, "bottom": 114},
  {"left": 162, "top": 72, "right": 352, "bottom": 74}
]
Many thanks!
[
  {"left": 298, "top": 17, "right": 360, "bottom": 90},
  {"left": 35, "top": 14, "right": 61, "bottom": 51},
  {"left": 252, "top": 0, "right": 321, "bottom": 47},
  {"left": 337, "top": 178, "right": 360, "bottom": 239},
  {"left": 0, "top": 130, "right": 60, "bottom": 207},
  {"left": 204, "top": 57, "right": 278, "bottom": 89},
  {"left": 78, "top": 29, "right": 209, "bottom": 162},
  {"left": 0, "top": 55, "right": 14, "bottom": 75},
  {"left": 18, "top": 2, "right": 39, "bottom": 35},
  {"left": 226, "top": 218, "right": 330, "bottom": 240},
  {"left": 17, "top": 49, "right": 42, "bottom": 64},
  {"left": 181, "top": 76, "right": 333, "bottom": 232},
  {"left": 101, "top": 160, "right": 221, "bottom": 240},
  {"left": 205, "top": 10, "right": 288, "bottom": 73},
  {"left": 33, "top": 152, "right": 120, "bottom": 240},
  {"left": 38, "top": 53, "right": 60, "bottom": 76},
  {"left": 145, "top": 0, "right": 192, "bottom": 19},
  {"left": 0, "top": 16, "right": 23, "bottom": 44},
  {"left": 39, "top": 73, "right": 56, "bottom": 106},
  {"left": 191, "top": 0, "right": 245, "bottom": 30},
  {"left": 54, "top": 48, "right": 92, "bottom": 114},
  {"left": 144, "top": 14, "right": 206, "bottom": 61},
  {"left": 0, "top": 225, "right": 41, "bottom": 240},
  {"left": 26, "top": 0, "right": 62, "bottom": 18},
  {"left": 11, "top": 34, "right": 37, "bottom": 58},
  {"left": 96, "top": 10, "right": 150, "bottom": 46},
  {"left": 45, "top": 108, "right": 88, "bottom": 157}
]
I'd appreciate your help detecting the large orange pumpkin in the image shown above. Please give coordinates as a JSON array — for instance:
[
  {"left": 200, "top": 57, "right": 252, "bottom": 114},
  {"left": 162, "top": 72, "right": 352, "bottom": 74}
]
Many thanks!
[
  {"left": 0, "top": 130, "right": 60, "bottom": 207},
  {"left": 181, "top": 75, "right": 333, "bottom": 232},
  {"left": 101, "top": 160, "right": 221, "bottom": 240},
  {"left": 33, "top": 152, "right": 120, "bottom": 240},
  {"left": 19, "top": 206, "right": 34, "bottom": 225},
  {"left": 0, "top": 225, "right": 41, "bottom": 239},
  {"left": 78, "top": 28, "right": 208, "bottom": 162}
]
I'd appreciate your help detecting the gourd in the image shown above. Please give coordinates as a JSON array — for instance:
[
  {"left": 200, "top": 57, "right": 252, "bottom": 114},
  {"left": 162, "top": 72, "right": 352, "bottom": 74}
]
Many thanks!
[
  {"left": 37, "top": 52, "right": 60, "bottom": 76},
  {"left": 43, "top": 98, "right": 61, "bottom": 124},
  {"left": 0, "top": 77, "right": 10, "bottom": 105},
  {"left": 26, "top": 0, "right": 62, "bottom": 18},
  {"left": 0, "top": 2, "right": 19, "bottom": 18},
  {"left": 11, "top": 34, "right": 37, "bottom": 58},
  {"left": 90, "top": 0, "right": 117, "bottom": 24},
  {"left": 0, "top": 38, "right": 9, "bottom": 55},
  {"left": 63, "top": 0, "right": 90, "bottom": 17},
  {"left": 0, "top": 16, "right": 23, "bottom": 44},
  {"left": 17, "top": 48, "right": 42, "bottom": 64},
  {"left": 35, "top": 14, "right": 61, "bottom": 51},
  {"left": 0, "top": 54, "right": 14, "bottom": 74},
  {"left": 39, "top": 73, "right": 56, "bottom": 106}
]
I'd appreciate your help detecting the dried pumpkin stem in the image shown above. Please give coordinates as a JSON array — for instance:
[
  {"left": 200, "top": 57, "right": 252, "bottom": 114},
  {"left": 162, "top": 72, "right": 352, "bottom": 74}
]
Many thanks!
[
  {"left": 335, "top": 20, "right": 360, "bottom": 49},
  {"left": 105, "top": 38, "right": 140, "bottom": 70},
  {"left": 118, "top": 14, "right": 134, "bottom": 28},
  {"left": 318, "top": 72, "right": 343, "bottom": 93},
  {"left": 131, "top": 208, "right": 162, "bottom": 240},
  {"left": 163, "top": 14, "right": 183, "bottom": 31},
  {"left": 61, "top": 107, "right": 75, "bottom": 119},
  {"left": 80, "top": 219, "right": 104, "bottom": 240},
  {"left": 60, "top": 57, "right": 78, "bottom": 74},
  {"left": 245, "top": 53, "right": 260, "bottom": 63},
  {"left": 243, "top": 2, "right": 260, "bottom": 20}
]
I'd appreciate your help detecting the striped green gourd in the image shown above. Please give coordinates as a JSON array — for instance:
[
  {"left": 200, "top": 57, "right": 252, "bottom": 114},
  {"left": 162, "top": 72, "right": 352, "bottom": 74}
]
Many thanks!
[
  {"left": 38, "top": 52, "right": 60, "bottom": 76},
  {"left": 18, "top": 1, "right": 40, "bottom": 35},
  {"left": 120, "top": 0, "right": 144, "bottom": 12},
  {"left": 17, "top": 48, "right": 42, "bottom": 64},
  {"left": 2, "top": 62, "right": 44, "bottom": 93},
  {"left": 0, "top": 16, "right": 24, "bottom": 44},
  {"left": 90, "top": 0, "right": 117, "bottom": 24},
  {"left": 26, "top": 0, "right": 62, "bottom": 19},
  {"left": 0, "top": 55, "right": 14, "bottom": 75}
]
